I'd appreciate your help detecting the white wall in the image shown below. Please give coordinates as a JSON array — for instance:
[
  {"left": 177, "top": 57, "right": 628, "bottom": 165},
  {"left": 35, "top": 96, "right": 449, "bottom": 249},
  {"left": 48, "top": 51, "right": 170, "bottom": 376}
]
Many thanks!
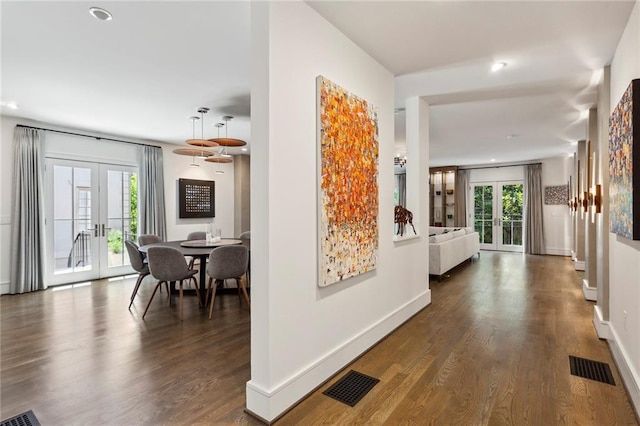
[
  {"left": 541, "top": 157, "right": 573, "bottom": 256},
  {"left": 608, "top": 0, "right": 640, "bottom": 412},
  {"left": 161, "top": 143, "right": 234, "bottom": 241},
  {"left": 0, "top": 115, "right": 235, "bottom": 294},
  {"left": 248, "top": 2, "right": 430, "bottom": 421}
]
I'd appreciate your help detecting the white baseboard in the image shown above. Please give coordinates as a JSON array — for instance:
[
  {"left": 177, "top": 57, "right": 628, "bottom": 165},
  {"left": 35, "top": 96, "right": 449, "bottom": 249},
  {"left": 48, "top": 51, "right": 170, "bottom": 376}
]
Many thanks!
[
  {"left": 545, "top": 248, "right": 571, "bottom": 256},
  {"left": 592, "top": 305, "right": 612, "bottom": 340},
  {"left": 571, "top": 250, "right": 576, "bottom": 261},
  {"left": 582, "top": 279, "right": 597, "bottom": 301},
  {"left": 608, "top": 324, "right": 640, "bottom": 417},
  {"left": 246, "top": 290, "right": 432, "bottom": 422},
  {"left": 574, "top": 260, "right": 585, "bottom": 271},
  {"left": 0, "top": 281, "right": 9, "bottom": 295}
]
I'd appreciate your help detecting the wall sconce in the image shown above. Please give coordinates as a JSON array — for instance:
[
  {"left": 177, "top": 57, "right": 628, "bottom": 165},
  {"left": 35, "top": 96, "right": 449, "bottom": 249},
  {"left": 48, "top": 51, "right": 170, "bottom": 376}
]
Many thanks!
[{"left": 594, "top": 184, "right": 602, "bottom": 214}]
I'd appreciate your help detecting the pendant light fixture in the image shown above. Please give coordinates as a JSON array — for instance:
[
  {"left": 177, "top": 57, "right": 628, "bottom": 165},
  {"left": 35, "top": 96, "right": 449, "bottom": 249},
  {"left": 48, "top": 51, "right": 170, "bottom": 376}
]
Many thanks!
[
  {"left": 173, "top": 108, "right": 217, "bottom": 166},
  {"left": 205, "top": 122, "right": 233, "bottom": 166},
  {"left": 186, "top": 107, "right": 218, "bottom": 148},
  {"left": 208, "top": 115, "right": 246, "bottom": 147}
]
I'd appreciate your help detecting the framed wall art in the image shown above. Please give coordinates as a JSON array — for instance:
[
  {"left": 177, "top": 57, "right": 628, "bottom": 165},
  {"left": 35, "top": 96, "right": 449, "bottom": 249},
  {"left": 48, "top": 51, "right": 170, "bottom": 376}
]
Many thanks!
[
  {"left": 609, "top": 78, "right": 639, "bottom": 240},
  {"left": 317, "top": 76, "right": 379, "bottom": 287},
  {"left": 544, "top": 185, "right": 569, "bottom": 205},
  {"left": 178, "top": 178, "right": 215, "bottom": 219}
]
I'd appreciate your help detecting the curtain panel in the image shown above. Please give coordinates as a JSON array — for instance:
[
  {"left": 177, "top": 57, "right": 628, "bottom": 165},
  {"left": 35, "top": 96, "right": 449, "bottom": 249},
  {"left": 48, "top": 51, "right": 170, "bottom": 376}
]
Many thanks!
[
  {"left": 525, "top": 164, "right": 545, "bottom": 254},
  {"left": 10, "top": 127, "right": 47, "bottom": 293},
  {"left": 455, "top": 169, "right": 469, "bottom": 227},
  {"left": 138, "top": 145, "right": 167, "bottom": 241}
]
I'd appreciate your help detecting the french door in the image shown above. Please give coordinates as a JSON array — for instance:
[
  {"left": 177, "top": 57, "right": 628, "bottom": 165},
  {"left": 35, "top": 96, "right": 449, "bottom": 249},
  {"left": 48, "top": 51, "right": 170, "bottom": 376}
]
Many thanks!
[
  {"left": 46, "top": 159, "right": 138, "bottom": 285},
  {"left": 472, "top": 181, "right": 524, "bottom": 252}
]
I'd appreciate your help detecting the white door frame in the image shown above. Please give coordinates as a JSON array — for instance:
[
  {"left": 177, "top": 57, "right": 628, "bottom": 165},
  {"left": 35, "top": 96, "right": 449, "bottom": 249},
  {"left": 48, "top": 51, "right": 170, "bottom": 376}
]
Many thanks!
[
  {"left": 46, "top": 159, "right": 137, "bottom": 285},
  {"left": 470, "top": 180, "right": 524, "bottom": 253}
]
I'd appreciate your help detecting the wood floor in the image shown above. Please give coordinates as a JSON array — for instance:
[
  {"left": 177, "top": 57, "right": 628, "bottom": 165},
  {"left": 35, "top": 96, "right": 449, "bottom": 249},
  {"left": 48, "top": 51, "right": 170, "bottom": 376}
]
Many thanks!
[{"left": 1, "top": 252, "right": 638, "bottom": 425}]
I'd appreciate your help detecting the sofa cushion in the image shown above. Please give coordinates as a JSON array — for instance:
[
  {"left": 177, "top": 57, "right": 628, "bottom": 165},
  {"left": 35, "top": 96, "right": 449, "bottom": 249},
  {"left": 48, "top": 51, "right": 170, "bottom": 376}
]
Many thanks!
[
  {"left": 452, "top": 229, "right": 466, "bottom": 238},
  {"left": 430, "top": 232, "right": 454, "bottom": 243}
]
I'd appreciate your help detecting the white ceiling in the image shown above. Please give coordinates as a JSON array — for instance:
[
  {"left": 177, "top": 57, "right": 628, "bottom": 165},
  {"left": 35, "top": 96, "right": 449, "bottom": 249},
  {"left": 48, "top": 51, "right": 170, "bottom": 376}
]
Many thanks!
[{"left": 2, "top": 1, "right": 636, "bottom": 166}]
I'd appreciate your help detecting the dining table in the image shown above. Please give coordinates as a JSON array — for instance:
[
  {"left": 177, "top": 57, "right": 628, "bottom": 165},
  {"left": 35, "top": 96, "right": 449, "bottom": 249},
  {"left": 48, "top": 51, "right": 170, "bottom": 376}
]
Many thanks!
[{"left": 139, "top": 239, "right": 243, "bottom": 307}]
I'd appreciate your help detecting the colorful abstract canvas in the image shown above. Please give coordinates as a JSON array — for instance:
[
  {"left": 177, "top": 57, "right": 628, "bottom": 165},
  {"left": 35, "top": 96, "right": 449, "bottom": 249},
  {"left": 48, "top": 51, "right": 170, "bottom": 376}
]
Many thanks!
[
  {"left": 544, "top": 185, "right": 569, "bottom": 205},
  {"left": 609, "top": 79, "right": 640, "bottom": 240},
  {"left": 317, "top": 76, "right": 378, "bottom": 287}
]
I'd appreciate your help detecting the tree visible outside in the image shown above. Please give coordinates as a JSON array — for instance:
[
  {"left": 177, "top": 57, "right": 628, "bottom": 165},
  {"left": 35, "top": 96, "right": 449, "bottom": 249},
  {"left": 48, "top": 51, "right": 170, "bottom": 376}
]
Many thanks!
[
  {"left": 474, "top": 183, "right": 524, "bottom": 247},
  {"left": 130, "top": 173, "right": 138, "bottom": 237},
  {"left": 107, "top": 173, "right": 137, "bottom": 255},
  {"left": 501, "top": 184, "right": 523, "bottom": 246}
]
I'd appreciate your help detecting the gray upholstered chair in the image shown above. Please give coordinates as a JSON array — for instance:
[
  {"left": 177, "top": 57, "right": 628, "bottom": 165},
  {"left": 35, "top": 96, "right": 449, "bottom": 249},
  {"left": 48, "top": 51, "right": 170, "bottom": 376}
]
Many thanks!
[
  {"left": 187, "top": 231, "right": 206, "bottom": 241},
  {"left": 206, "top": 245, "right": 250, "bottom": 319},
  {"left": 138, "top": 234, "right": 162, "bottom": 246},
  {"left": 238, "top": 231, "right": 251, "bottom": 283},
  {"left": 125, "top": 240, "right": 151, "bottom": 309},
  {"left": 186, "top": 231, "right": 207, "bottom": 269},
  {"left": 144, "top": 246, "right": 199, "bottom": 320}
]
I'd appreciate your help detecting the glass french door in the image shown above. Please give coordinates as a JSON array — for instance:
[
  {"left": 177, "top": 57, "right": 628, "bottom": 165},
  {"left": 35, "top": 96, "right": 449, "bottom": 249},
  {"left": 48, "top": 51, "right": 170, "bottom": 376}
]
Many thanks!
[
  {"left": 472, "top": 181, "right": 524, "bottom": 252},
  {"left": 46, "top": 159, "right": 138, "bottom": 285}
]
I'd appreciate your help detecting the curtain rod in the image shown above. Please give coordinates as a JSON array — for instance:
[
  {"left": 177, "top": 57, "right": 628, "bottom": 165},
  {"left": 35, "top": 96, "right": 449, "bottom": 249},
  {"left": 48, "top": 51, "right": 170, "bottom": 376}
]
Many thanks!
[
  {"left": 460, "top": 162, "right": 541, "bottom": 171},
  {"left": 16, "top": 124, "right": 160, "bottom": 148}
]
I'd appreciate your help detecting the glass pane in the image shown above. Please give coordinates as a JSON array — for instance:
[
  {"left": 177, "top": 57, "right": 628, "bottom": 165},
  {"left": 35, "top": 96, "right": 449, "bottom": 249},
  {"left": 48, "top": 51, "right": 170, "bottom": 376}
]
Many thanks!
[
  {"left": 53, "top": 165, "right": 93, "bottom": 274},
  {"left": 474, "top": 185, "right": 493, "bottom": 244},
  {"left": 106, "top": 171, "right": 136, "bottom": 268},
  {"left": 501, "top": 184, "right": 524, "bottom": 246}
]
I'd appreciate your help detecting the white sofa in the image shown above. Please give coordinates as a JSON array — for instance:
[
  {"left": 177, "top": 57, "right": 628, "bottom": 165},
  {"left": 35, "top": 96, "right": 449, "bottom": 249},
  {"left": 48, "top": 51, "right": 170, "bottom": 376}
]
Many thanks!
[{"left": 429, "top": 226, "right": 480, "bottom": 279}]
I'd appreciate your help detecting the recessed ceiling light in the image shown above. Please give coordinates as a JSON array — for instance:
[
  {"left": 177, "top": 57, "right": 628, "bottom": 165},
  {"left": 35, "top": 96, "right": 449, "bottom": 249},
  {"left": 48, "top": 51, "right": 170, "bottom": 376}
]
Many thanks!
[
  {"left": 89, "top": 7, "right": 113, "bottom": 21},
  {"left": 491, "top": 62, "right": 507, "bottom": 72},
  {"left": 490, "top": 159, "right": 496, "bottom": 162},
  {"left": 241, "top": 148, "right": 247, "bottom": 152},
  {"left": 1, "top": 101, "right": 18, "bottom": 109},
  {"left": 579, "top": 110, "right": 589, "bottom": 120}
]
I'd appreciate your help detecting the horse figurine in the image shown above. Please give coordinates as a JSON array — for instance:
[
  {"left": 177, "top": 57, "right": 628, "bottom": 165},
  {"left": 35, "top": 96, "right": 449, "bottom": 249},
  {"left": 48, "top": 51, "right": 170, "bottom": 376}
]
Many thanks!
[{"left": 394, "top": 205, "right": 416, "bottom": 236}]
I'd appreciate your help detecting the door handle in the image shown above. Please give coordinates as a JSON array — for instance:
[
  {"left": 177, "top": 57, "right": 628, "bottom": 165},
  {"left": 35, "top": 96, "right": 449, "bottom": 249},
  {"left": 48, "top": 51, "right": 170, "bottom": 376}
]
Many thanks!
[
  {"left": 94, "top": 224, "right": 99, "bottom": 237},
  {"left": 101, "top": 223, "right": 105, "bottom": 237}
]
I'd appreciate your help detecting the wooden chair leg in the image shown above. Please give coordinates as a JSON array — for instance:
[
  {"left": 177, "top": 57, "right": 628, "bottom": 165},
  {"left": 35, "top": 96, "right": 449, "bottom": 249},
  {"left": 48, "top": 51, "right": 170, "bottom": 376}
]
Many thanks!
[
  {"left": 179, "top": 280, "right": 184, "bottom": 321},
  {"left": 205, "top": 277, "right": 213, "bottom": 307},
  {"left": 208, "top": 281, "right": 219, "bottom": 320},
  {"left": 128, "top": 273, "right": 146, "bottom": 309},
  {"left": 142, "top": 281, "right": 164, "bottom": 319},
  {"left": 238, "top": 277, "right": 251, "bottom": 308}
]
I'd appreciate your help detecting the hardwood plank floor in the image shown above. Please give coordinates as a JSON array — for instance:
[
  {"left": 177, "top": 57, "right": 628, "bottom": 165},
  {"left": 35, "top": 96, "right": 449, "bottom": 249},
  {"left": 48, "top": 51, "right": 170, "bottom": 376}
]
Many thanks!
[{"left": 1, "top": 252, "right": 637, "bottom": 425}]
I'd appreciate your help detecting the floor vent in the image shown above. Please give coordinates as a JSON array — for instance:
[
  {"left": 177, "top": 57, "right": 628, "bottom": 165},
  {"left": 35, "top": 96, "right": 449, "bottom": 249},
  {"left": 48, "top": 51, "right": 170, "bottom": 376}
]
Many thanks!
[
  {"left": 323, "top": 370, "right": 380, "bottom": 407},
  {"left": 1, "top": 410, "right": 41, "bottom": 426},
  {"left": 569, "top": 355, "right": 616, "bottom": 385}
]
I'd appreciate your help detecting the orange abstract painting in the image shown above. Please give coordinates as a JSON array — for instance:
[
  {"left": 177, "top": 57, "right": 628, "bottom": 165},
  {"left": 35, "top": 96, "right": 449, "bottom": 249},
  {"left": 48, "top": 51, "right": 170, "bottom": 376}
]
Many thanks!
[{"left": 317, "top": 76, "right": 378, "bottom": 286}]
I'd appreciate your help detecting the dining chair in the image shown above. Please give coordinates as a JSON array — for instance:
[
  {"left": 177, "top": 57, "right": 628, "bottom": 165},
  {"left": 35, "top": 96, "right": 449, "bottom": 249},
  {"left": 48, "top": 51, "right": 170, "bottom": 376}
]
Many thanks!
[
  {"left": 125, "top": 240, "right": 152, "bottom": 309},
  {"left": 138, "top": 234, "right": 162, "bottom": 246},
  {"left": 144, "top": 246, "right": 199, "bottom": 320},
  {"left": 206, "top": 245, "right": 250, "bottom": 320},
  {"left": 238, "top": 231, "right": 250, "bottom": 240},
  {"left": 186, "top": 231, "right": 206, "bottom": 269}
]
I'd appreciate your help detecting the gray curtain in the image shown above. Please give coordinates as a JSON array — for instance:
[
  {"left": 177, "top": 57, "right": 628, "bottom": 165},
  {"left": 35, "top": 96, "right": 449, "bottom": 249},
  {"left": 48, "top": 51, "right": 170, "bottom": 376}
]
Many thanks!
[
  {"left": 397, "top": 172, "right": 406, "bottom": 207},
  {"left": 10, "top": 127, "right": 47, "bottom": 293},
  {"left": 525, "top": 164, "right": 545, "bottom": 254},
  {"left": 138, "top": 145, "right": 167, "bottom": 240},
  {"left": 455, "top": 169, "right": 468, "bottom": 227}
]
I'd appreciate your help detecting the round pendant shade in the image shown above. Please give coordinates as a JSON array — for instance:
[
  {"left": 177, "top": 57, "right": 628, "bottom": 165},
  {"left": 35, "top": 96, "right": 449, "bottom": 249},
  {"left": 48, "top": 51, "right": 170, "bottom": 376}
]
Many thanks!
[
  {"left": 208, "top": 137, "right": 246, "bottom": 147},
  {"left": 186, "top": 138, "right": 219, "bottom": 148},
  {"left": 204, "top": 156, "right": 232, "bottom": 164},
  {"left": 173, "top": 148, "right": 215, "bottom": 158}
]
